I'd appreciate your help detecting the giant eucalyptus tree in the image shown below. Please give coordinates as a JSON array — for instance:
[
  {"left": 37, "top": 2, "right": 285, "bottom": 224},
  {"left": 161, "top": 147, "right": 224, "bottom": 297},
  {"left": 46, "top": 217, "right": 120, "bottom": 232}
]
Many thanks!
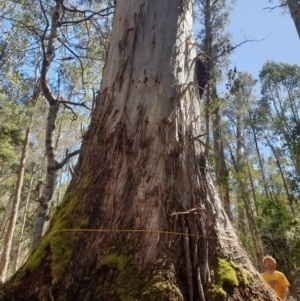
[{"left": 1, "top": 1, "right": 279, "bottom": 300}]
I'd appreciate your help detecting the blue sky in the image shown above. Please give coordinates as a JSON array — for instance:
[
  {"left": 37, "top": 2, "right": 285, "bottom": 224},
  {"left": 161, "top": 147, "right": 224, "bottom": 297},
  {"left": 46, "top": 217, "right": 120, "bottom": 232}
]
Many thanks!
[{"left": 228, "top": 0, "right": 300, "bottom": 79}]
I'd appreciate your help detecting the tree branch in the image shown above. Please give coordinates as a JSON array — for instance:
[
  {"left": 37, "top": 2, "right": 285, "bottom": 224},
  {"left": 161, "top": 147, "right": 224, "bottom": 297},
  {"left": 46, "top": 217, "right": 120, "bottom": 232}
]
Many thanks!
[
  {"left": 263, "top": 3, "right": 287, "bottom": 11},
  {"left": 59, "top": 100, "right": 92, "bottom": 110},
  {"left": 215, "top": 37, "right": 267, "bottom": 60},
  {"left": 57, "top": 37, "right": 85, "bottom": 89},
  {"left": 59, "top": 5, "right": 114, "bottom": 25},
  {"left": 55, "top": 149, "right": 80, "bottom": 171}
]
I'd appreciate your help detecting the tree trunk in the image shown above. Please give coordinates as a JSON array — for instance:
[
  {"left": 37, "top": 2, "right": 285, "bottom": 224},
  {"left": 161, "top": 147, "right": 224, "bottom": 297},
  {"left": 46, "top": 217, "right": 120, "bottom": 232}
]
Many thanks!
[
  {"left": 0, "top": 126, "right": 31, "bottom": 282},
  {"left": 287, "top": 0, "right": 300, "bottom": 39},
  {"left": 231, "top": 158, "right": 263, "bottom": 271},
  {"left": 202, "top": 0, "right": 231, "bottom": 220},
  {"left": 235, "top": 113, "right": 246, "bottom": 234},
  {"left": 250, "top": 123, "right": 271, "bottom": 199},
  {"left": 247, "top": 162, "right": 259, "bottom": 216},
  {"left": 30, "top": 101, "right": 60, "bottom": 250},
  {"left": 30, "top": 0, "right": 80, "bottom": 249},
  {"left": 1, "top": 1, "right": 278, "bottom": 300},
  {"left": 13, "top": 165, "right": 37, "bottom": 273},
  {"left": 246, "top": 162, "right": 264, "bottom": 270},
  {"left": 243, "top": 192, "right": 263, "bottom": 272},
  {"left": 203, "top": 0, "right": 212, "bottom": 160},
  {"left": 212, "top": 100, "right": 232, "bottom": 221},
  {"left": 29, "top": 0, "right": 62, "bottom": 250},
  {"left": 265, "top": 135, "right": 296, "bottom": 216}
]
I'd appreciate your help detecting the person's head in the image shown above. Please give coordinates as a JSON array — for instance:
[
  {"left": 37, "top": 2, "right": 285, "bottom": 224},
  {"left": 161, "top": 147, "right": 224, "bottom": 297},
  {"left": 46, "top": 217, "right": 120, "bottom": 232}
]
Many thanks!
[{"left": 262, "top": 255, "right": 276, "bottom": 270}]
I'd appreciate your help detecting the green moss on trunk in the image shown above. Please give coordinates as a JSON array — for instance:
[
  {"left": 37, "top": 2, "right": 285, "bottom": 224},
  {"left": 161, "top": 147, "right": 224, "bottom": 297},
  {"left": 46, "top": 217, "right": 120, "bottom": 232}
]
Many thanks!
[
  {"left": 206, "top": 258, "right": 249, "bottom": 300},
  {"left": 141, "top": 269, "right": 184, "bottom": 301},
  {"left": 95, "top": 255, "right": 184, "bottom": 301},
  {"left": 95, "top": 252, "right": 143, "bottom": 301},
  {"left": 6, "top": 176, "right": 92, "bottom": 293},
  {"left": 25, "top": 191, "right": 88, "bottom": 285}
]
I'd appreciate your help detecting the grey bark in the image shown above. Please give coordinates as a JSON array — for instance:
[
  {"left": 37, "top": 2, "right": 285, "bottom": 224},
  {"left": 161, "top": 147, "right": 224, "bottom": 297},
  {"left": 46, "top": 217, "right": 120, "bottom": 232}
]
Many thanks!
[
  {"left": 287, "top": 0, "right": 300, "bottom": 39},
  {"left": 30, "top": 101, "right": 60, "bottom": 250},
  {"left": 30, "top": 0, "right": 63, "bottom": 250},
  {"left": 30, "top": 0, "right": 80, "bottom": 249}
]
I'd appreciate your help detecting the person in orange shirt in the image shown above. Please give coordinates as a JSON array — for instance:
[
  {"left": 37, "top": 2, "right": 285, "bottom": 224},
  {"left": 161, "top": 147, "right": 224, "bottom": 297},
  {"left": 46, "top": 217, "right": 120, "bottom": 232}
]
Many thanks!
[{"left": 261, "top": 255, "right": 290, "bottom": 301}]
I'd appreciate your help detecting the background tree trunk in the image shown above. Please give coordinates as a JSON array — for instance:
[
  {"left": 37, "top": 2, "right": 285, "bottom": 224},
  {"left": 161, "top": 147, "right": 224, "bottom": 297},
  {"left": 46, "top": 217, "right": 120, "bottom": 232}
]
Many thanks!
[
  {"left": 1, "top": 1, "right": 279, "bottom": 300},
  {"left": 30, "top": 0, "right": 63, "bottom": 249},
  {"left": 212, "top": 101, "right": 232, "bottom": 220},
  {"left": 0, "top": 123, "right": 32, "bottom": 282},
  {"left": 13, "top": 165, "right": 37, "bottom": 273}
]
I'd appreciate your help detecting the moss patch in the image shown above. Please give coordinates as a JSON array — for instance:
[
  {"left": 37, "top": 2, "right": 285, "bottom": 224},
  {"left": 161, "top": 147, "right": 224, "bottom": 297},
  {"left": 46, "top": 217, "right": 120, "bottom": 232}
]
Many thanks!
[
  {"left": 141, "top": 269, "right": 183, "bottom": 301},
  {"left": 23, "top": 175, "right": 91, "bottom": 285},
  {"left": 96, "top": 253, "right": 125, "bottom": 270},
  {"left": 206, "top": 258, "right": 249, "bottom": 300},
  {"left": 95, "top": 254, "right": 184, "bottom": 301},
  {"left": 96, "top": 252, "right": 142, "bottom": 301}
]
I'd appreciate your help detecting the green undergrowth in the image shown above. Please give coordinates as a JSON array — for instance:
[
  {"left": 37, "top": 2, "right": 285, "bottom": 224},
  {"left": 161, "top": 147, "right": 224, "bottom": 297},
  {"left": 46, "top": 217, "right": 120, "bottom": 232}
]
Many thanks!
[{"left": 206, "top": 258, "right": 249, "bottom": 300}]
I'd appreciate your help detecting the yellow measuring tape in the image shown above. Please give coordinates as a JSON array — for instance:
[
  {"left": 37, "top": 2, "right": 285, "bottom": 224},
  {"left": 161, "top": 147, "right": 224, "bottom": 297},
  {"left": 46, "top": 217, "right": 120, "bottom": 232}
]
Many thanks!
[{"left": 49, "top": 228, "right": 234, "bottom": 241}]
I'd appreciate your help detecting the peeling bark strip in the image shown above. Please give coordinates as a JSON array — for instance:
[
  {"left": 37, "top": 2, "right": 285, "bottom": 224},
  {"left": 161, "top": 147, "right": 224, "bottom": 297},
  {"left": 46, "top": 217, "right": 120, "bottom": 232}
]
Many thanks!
[{"left": 2, "top": 1, "right": 279, "bottom": 300}]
